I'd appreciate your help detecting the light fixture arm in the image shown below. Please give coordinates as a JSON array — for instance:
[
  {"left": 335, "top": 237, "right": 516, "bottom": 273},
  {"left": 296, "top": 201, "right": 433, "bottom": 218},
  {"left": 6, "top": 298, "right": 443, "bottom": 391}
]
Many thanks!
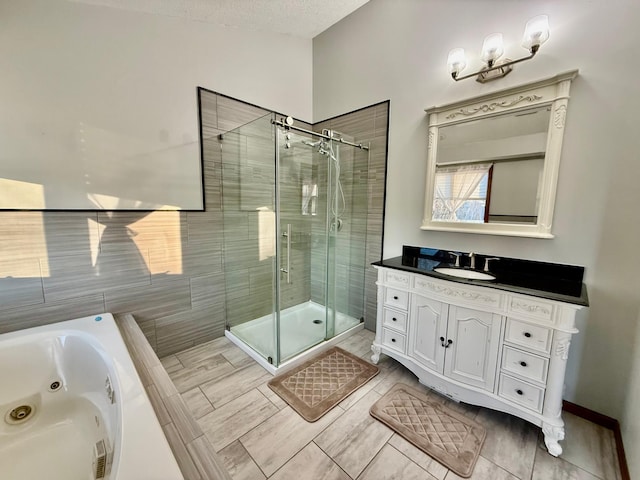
[{"left": 451, "top": 47, "right": 539, "bottom": 82}]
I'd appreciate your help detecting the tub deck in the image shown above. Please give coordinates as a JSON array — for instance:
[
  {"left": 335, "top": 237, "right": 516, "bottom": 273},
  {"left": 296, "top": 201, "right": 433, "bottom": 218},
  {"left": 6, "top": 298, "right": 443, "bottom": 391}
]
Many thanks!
[{"left": 114, "top": 313, "right": 232, "bottom": 480}]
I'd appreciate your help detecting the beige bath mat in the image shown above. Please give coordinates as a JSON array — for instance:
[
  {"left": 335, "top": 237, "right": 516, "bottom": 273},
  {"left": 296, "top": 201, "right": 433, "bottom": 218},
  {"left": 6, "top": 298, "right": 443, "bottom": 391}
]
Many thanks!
[
  {"left": 370, "top": 383, "right": 486, "bottom": 478},
  {"left": 268, "top": 346, "right": 379, "bottom": 422}
]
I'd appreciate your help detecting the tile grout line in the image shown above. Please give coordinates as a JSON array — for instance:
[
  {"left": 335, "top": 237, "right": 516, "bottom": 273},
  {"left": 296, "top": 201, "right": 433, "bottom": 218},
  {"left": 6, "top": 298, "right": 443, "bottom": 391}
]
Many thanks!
[
  {"left": 244, "top": 400, "right": 348, "bottom": 479},
  {"left": 529, "top": 443, "right": 542, "bottom": 480},
  {"left": 264, "top": 439, "right": 317, "bottom": 480},
  {"left": 237, "top": 434, "right": 270, "bottom": 479},
  {"left": 311, "top": 440, "right": 355, "bottom": 480},
  {"left": 384, "top": 441, "right": 444, "bottom": 480},
  {"left": 196, "top": 385, "right": 215, "bottom": 413}
]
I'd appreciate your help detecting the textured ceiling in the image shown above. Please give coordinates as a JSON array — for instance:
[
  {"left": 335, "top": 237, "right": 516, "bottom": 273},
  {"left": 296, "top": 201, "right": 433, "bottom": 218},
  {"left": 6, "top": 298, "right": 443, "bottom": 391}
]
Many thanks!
[{"left": 67, "top": 0, "right": 370, "bottom": 38}]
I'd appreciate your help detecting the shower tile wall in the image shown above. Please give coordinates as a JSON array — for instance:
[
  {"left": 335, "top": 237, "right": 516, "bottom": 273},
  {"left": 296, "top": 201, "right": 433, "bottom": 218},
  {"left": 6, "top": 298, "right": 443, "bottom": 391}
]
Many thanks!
[{"left": 0, "top": 91, "right": 388, "bottom": 355}]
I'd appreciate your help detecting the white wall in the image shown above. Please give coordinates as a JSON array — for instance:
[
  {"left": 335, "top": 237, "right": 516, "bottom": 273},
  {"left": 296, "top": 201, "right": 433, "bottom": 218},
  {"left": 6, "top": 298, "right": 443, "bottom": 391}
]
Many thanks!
[
  {"left": 313, "top": 0, "right": 640, "bottom": 422},
  {"left": 0, "top": 0, "right": 312, "bottom": 209}
]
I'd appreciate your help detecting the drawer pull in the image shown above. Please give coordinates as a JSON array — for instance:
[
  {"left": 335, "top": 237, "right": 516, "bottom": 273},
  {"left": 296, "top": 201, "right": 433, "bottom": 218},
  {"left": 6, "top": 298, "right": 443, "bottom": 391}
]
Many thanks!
[
  {"left": 392, "top": 317, "right": 397, "bottom": 322},
  {"left": 391, "top": 338, "right": 396, "bottom": 343},
  {"left": 516, "top": 389, "right": 524, "bottom": 395},
  {"left": 523, "top": 332, "right": 532, "bottom": 338},
  {"left": 520, "top": 361, "right": 528, "bottom": 367},
  {"left": 393, "top": 295, "right": 399, "bottom": 300}
]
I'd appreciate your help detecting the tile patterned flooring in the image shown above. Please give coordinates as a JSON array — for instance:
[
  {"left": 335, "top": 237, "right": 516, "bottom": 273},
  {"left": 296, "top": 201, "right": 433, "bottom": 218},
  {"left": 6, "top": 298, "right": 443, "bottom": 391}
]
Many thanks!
[{"left": 161, "top": 329, "right": 622, "bottom": 480}]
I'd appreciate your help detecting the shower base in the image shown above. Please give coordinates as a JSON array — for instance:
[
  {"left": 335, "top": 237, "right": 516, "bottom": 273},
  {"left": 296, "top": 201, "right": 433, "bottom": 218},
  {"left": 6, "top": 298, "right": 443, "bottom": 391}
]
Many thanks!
[{"left": 226, "top": 301, "right": 363, "bottom": 374}]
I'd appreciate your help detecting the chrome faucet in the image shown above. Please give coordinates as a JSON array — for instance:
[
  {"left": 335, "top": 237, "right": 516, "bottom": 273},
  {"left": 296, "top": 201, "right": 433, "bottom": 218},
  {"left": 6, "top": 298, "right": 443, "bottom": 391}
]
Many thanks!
[
  {"left": 468, "top": 252, "right": 476, "bottom": 269},
  {"left": 484, "top": 257, "right": 499, "bottom": 272},
  {"left": 448, "top": 251, "right": 462, "bottom": 267}
]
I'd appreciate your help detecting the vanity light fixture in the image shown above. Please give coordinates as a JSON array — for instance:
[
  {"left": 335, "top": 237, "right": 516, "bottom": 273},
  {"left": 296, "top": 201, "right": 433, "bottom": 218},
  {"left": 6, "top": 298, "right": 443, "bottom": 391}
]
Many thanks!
[{"left": 447, "top": 15, "right": 550, "bottom": 83}]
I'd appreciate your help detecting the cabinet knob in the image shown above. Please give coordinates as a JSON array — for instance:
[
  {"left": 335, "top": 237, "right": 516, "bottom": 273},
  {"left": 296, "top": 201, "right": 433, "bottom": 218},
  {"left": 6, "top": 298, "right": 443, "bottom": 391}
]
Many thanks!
[
  {"left": 516, "top": 389, "right": 524, "bottom": 395},
  {"left": 523, "top": 332, "right": 532, "bottom": 338},
  {"left": 520, "top": 361, "right": 528, "bottom": 367},
  {"left": 391, "top": 338, "right": 396, "bottom": 343},
  {"left": 440, "top": 337, "right": 453, "bottom": 348},
  {"left": 392, "top": 317, "right": 397, "bottom": 322},
  {"left": 393, "top": 295, "right": 399, "bottom": 300}
]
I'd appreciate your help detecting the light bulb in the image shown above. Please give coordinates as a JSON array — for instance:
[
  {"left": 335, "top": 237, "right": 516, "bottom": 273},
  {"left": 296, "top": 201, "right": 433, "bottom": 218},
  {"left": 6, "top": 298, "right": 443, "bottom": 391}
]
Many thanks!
[
  {"left": 480, "top": 33, "right": 504, "bottom": 66},
  {"left": 447, "top": 48, "right": 467, "bottom": 76},
  {"left": 522, "top": 15, "right": 550, "bottom": 52}
]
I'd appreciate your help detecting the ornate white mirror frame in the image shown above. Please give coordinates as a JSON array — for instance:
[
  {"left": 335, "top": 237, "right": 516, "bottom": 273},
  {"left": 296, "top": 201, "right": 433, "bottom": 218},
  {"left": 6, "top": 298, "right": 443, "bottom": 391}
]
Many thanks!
[{"left": 422, "top": 70, "right": 578, "bottom": 238}]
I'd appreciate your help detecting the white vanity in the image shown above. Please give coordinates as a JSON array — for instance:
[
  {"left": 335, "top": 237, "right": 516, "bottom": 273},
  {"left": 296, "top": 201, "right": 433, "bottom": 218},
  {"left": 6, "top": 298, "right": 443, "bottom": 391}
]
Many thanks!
[
  {"left": 371, "top": 262, "right": 586, "bottom": 457},
  {"left": 371, "top": 71, "right": 585, "bottom": 455}
]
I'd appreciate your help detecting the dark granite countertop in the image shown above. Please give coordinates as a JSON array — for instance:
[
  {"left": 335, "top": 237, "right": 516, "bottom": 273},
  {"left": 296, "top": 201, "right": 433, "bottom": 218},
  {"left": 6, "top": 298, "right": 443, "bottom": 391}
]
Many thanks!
[{"left": 373, "top": 246, "right": 588, "bottom": 307}]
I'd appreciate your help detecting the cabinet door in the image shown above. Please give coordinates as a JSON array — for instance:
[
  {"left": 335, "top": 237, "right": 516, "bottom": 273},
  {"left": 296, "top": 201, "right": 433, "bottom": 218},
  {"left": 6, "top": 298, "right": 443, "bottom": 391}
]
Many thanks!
[
  {"left": 408, "top": 294, "right": 448, "bottom": 373},
  {"left": 443, "top": 306, "right": 503, "bottom": 392}
]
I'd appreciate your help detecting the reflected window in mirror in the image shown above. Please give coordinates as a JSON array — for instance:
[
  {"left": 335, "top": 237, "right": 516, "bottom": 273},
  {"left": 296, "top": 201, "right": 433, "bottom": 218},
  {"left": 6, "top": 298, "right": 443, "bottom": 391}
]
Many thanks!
[
  {"left": 433, "top": 105, "right": 549, "bottom": 225},
  {"left": 433, "top": 164, "right": 491, "bottom": 222}
]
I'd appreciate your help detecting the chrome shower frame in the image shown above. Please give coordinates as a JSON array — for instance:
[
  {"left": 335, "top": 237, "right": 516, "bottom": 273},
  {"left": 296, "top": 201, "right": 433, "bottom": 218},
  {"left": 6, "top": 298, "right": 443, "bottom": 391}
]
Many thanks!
[{"left": 272, "top": 117, "right": 370, "bottom": 152}]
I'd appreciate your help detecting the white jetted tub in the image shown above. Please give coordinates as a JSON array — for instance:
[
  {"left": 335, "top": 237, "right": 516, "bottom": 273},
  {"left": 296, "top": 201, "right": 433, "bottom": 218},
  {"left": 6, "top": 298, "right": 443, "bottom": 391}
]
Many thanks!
[{"left": 0, "top": 313, "right": 183, "bottom": 480}]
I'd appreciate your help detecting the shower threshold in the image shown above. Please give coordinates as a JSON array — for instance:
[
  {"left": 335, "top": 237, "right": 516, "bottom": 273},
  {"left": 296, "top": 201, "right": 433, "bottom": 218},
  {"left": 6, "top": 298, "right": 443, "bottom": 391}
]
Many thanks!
[{"left": 225, "top": 301, "right": 364, "bottom": 375}]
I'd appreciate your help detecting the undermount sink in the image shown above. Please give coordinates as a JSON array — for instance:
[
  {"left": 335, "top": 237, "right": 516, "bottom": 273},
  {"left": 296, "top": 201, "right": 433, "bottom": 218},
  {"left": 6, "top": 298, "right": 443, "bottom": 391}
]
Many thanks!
[{"left": 434, "top": 267, "right": 496, "bottom": 281}]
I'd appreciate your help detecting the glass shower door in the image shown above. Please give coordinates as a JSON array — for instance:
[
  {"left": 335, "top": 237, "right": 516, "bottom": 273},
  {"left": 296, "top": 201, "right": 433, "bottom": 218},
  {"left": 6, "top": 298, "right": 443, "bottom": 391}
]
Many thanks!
[
  {"left": 221, "top": 113, "right": 278, "bottom": 364},
  {"left": 221, "top": 117, "right": 369, "bottom": 368},
  {"left": 328, "top": 141, "right": 369, "bottom": 336},
  {"left": 276, "top": 128, "right": 330, "bottom": 363}
]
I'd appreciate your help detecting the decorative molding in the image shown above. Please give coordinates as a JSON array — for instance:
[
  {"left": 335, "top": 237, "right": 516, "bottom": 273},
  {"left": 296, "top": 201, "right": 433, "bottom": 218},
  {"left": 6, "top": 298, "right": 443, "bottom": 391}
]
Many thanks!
[
  {"left": 553, "top": 104, "right": 567, "bottom": 128},
  {"left": 418, "top": 303, "right": 441, "bottom": 318},
  {"left": 555, "top": 339, "right": 571, "bottom": 360},
  {"left": 510, "top": 299, "right": 551, "bottom": 316},
  {"left": 415, "top": 278, "right": 497, "bottom": 304},
  {"left": 371, "top": 344, "right": 381, "bottom": 364},
  {"left": 387, "top": 272, "right": 409, "bottom": 286},
  {"left": 542, "top": 423, "right": 565, "bottom": 457},
  {"left": 428, "top": 131, "right": 435, "bottom": 148},
  {"left": 445, "top": 94, "right": 543, "bottom": 119}
]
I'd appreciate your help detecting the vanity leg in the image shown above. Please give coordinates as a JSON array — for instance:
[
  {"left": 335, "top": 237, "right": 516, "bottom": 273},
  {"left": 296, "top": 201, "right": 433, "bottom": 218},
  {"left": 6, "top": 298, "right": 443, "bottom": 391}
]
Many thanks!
[
  {"left": 542, "top": 422, "right": 565, "bottom": 457},
  {"left": 371, "top": 344, "right": 381, "bottom": 364}
]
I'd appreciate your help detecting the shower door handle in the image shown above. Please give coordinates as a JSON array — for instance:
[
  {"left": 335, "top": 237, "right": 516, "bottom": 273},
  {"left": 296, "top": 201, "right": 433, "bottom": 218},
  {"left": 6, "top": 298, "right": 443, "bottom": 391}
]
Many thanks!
[{"left": 281, "top": 223, "right": 291, "bottom": 284}]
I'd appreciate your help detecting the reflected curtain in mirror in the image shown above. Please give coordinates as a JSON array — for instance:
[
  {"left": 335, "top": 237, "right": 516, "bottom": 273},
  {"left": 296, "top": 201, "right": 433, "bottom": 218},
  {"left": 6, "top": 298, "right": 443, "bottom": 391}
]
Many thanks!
[{"left": 433, "top": 164, "right": 491, "bottom": 222}]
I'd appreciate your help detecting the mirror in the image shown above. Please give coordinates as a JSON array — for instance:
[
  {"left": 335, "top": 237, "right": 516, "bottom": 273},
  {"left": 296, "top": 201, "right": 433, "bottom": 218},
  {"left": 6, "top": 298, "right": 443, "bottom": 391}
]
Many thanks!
[{"left": 422, "top": 70, "right": 578, "bottom": 238}]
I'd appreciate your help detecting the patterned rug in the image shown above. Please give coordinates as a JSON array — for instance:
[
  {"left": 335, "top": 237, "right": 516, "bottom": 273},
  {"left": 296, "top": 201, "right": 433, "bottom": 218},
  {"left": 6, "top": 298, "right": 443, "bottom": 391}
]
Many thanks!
[
  {"left": 370, "top": 383, "right": 486, "bottom": 478},
  {"left": 268, "top": 346, "right": 379, "bottom": 422}
]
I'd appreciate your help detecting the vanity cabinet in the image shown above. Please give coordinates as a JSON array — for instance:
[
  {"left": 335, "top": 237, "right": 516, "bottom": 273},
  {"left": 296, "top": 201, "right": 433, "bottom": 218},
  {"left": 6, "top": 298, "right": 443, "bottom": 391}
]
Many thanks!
[
  {"left": 409, "top": 295, "right": 502, "bottom": 392},
  {"left": 371, "top": 266, "right": 584, "bottom": 457}
]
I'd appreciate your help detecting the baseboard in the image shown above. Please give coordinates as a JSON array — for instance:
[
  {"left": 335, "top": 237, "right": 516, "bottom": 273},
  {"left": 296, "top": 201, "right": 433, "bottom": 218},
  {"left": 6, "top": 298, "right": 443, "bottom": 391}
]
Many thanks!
[{"left": 563, "top": 401, "right": 630, "bottom": 480}]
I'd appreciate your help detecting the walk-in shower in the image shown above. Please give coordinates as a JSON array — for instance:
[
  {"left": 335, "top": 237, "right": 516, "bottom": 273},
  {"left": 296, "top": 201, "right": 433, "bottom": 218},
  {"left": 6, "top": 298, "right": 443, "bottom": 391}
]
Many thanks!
[{"left": 220, "top": 113, "right": 370, "bottom": 372}]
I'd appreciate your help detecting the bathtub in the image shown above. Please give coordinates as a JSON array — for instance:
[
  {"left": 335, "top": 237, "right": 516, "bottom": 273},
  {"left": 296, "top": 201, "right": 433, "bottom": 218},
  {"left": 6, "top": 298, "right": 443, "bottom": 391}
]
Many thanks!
[{"left": 0, "top": 313, "right": 183, "bottom": 480}]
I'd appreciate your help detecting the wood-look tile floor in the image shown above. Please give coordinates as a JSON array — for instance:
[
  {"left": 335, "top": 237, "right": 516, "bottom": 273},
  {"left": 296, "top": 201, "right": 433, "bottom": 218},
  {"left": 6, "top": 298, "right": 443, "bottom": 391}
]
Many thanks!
[{"left": 161, "top": 329, "right": 622, "bottom": 480}]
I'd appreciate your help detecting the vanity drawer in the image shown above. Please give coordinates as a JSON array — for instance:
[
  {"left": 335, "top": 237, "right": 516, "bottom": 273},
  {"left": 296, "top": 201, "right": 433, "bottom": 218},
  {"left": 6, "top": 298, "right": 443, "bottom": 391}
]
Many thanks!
[
  {"left": 501, "top": 346, "right": 549, "bottom": 384},
  {"left": 382, "top": 328, "right": 406, "bottom": 354},
  {"left": 384, "top": 270, "right": 411, "bottom": 288},
  {"left": 384, "top": 287, "right": 409, "bottom": 310},
  {"left": 504, "top": 318, "right": 553, "bottom": 355},
  {"left": 508, "top": 295, "right": 555, "bottom": 324},
  {"left": 498, "top": 374, "right": 545, "bottom": 413},
  {"left": 382, "top": 308, "right": 408, "bottom": 333}
]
